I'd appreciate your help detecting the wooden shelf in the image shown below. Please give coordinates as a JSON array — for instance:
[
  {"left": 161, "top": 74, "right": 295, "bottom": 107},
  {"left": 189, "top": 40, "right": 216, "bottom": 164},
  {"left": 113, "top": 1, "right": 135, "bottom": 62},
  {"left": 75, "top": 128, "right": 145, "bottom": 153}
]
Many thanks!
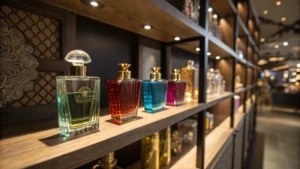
[
  {"left": 211, "top": 0, "right": 237, "bottom": 17},
  {"left": 41, "top": 0, "right": 206, "bottom": 43},
  {"left": 0, "top": 92, "right": 234, "bottom": 169}
]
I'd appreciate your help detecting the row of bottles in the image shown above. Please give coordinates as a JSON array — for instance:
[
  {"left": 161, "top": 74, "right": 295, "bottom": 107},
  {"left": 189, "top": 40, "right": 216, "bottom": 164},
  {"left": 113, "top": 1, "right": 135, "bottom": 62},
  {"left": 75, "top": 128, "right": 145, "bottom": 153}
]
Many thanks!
[
  {"left": 208, "top": 8, "right": 222, "bottom": 40},
  {"left": 207, "top": 69, "right": 226, "bottom": 97},
  {"left": 57, "top": 50, "right": 199, "bottom": 137}
]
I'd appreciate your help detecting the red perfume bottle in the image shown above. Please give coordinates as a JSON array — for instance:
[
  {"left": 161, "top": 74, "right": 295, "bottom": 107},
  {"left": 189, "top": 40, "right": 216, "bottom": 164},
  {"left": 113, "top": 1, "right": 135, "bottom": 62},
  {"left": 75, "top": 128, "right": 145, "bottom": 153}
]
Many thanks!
[
  {"left": 107, "top": 63, "right": 141, "bottom": 124},
  {"left": 166, "top": 69, "right": 186, "bottom": 106}
]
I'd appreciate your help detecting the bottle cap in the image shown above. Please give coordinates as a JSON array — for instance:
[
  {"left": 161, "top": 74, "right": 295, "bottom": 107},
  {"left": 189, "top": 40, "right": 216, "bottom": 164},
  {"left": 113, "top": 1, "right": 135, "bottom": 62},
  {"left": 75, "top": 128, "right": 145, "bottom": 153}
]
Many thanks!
[
  {"left": 118, "top": 63, "right": 131, "bottom": 79},
  {"left": 187, "top": 60, "right": 194, "bottom": 67},
  {"left": 171, "top": 69, "right": 181, "bottom": 80},
  {"left": 150, "top": 67, "right": 162, "bottom": 80},
  {"left": 65, "top": 49, "right": 91, "bottom": 76}
]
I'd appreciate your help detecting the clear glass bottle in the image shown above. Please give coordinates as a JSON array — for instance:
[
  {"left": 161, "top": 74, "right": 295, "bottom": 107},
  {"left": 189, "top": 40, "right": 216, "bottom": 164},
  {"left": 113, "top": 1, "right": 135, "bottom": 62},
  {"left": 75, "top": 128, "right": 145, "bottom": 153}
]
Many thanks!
[
  {"left": 143, "top": 67, "right": 168, "bottom": 113},
  {"left": 181, "top": 60, "right": 199, "bottom": 103},
  {"left": 56, "top": 50, "right": 100, "bottom": 137},
  {"left": 214, "top": 69, "right": 224, "bottom": 94},
  {"left": 159, "top": 127, "right": 171, "bottom": 168},
  {"left": 141, "top": 132, "right": 160, "bottom": 169},
  {"left": 206, "top": 70, "right": 213, "bottom": 96},
  {"left": 166, "top": 69, "right": 186, "bottom": 106},
  {"left": 107, "top": 63, "right": 141, "bottom": 125}
]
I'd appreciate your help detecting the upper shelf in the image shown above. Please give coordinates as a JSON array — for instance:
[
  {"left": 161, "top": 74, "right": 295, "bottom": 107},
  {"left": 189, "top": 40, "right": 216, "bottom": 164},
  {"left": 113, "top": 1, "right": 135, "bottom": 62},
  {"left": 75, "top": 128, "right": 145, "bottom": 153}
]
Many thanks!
[
  {"left": 41, "top": 0, "right": 206, "bottom": 42},
  {"left": 0, "top": 92, "right": 234, "bottom": 169}
]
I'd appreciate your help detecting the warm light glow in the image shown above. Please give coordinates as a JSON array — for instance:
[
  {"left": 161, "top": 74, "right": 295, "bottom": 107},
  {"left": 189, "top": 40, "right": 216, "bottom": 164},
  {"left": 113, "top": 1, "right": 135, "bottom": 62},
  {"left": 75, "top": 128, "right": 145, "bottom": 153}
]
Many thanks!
[
  {"left": 258, "top": 59, "right": 268, "bottom": 65},
  {"left": 297, "top": 63, "right": 300, "bottom": 68},
  {"left": 281, "top": 17, "right": 286, "bottom": 22},
  {"left": 276, "top": 1, "right": 281, "bottom": 6},
  {"left": 195, "top": 47, "right": 200, "bottom": 51},
  {"left": 216, "top": 56, "right": 220, "bottom": 60},
  {"left": 296, "top": 82, "right": 300, "bottom": 86},
  {"left": 274, "top": 44, "right": 279, "bottom": 49},
  {"left": 260, "top": 38, "right": 265, "bottom": 42},
  {"left": 186, "top": 97, "right": 192, "bottom": 103},
  {"left": 143, "top": 25, "right": 152, "bottom": 30},
  {"left": 277, "top": 57, "right": 285, "bottom": 61},
  {"left": 185, "top": 92, "right": 192, "bottom": 103},
  {"left": 283, "top": 41, "right": 288, "bottom": 46},
  {"left": 208, "top": 7, "right": 213, "bottom": 12},
  {"left": 272, "top": 65, "right": 289, "bottom": 71},
  {"left": 174, "top": 36, "right": 180, "bottom": 41},
  {"left": 207, "top": 52, "right": 211, "bottom": 56},
  {"left": 292, "top": 72, "right": 297, "bottom": 76},
  {"left": 90, "top": 1, "right": 98, "bottom": 7},
  {"left": 297, "top": 69, "right": 300, "bottom": 72},
  {"left": 213, "top": 14, "right": 218, "bottom": 19},
  {"left": 263, "top": 10, "right": 268, "bottom": 14},
  {"left": 269, "top": 57, "right": 278, "bottom": 62}
]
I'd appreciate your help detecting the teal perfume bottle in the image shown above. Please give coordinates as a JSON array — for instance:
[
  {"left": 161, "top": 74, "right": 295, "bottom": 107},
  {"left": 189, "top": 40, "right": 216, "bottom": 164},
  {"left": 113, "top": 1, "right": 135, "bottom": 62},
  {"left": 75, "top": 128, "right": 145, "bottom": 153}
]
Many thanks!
[
  {"left": 56, "top": 50, "right": 100, "bottom": 137},
  {"left": 142, "top": 67, "right": 168, "bottom": 113}
]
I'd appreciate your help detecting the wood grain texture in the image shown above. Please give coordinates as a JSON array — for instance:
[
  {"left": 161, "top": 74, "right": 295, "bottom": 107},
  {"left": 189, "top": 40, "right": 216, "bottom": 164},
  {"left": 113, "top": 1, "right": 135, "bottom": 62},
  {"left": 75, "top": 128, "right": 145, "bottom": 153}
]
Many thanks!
[
  {"left": 41, "top": 0, "right": 205, "bottom": 43},
  {"left": 210, "top": 0, "right": 236, "bottom": 17},
  {"left": 0, "top": 92, "right": 234, "bottom": 169}
]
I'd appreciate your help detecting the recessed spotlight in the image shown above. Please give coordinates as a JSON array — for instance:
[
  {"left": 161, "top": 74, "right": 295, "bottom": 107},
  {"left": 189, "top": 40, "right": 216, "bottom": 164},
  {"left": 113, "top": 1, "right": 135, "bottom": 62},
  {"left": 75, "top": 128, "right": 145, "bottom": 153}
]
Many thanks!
[
  {"left": 274, "top": 44, "right": 279, "bottom": 49},
  {"left": 263, "top": 10, "right": 268, "bottom": 14},
  {"left": 174, "top": 36, "right": 180, "bottom": 41},
  {"left": 260, "top": 38, "right": 265, "bottom": 42},
  {"left": 143, "top": 25, "right": 152, "bottom": 30},
  {"left": 276, "top": 1, "right": 281, "bottom": 6},
  {"left": 208, "top": 7, "right": 213, "bottom": 12},
  {"left": 281, "top": 17, "right": 286, "bottom": 22},
  {"left": 90, "top": 1, "right": 98, "bottom": 7},
  {"left": 297, "top": 63, "right": 300, "bottom": 68},
  {"left": 213, "top": 14, "right": 218, "bottom": 19},
  {"left": 195, "top": 48, "right": 200, "bottom": 51},
  {"left": 207, "top": 52, "right": 211, "bottom": 56},
  {"left": 292, "top": 72, "right": 297, "bottom": 76},
  {"left": 216, "top": 56, "right": 220, "bottom": 60},
  {"left": 283, "top": 41, "right": 288, "bottom": 46}
]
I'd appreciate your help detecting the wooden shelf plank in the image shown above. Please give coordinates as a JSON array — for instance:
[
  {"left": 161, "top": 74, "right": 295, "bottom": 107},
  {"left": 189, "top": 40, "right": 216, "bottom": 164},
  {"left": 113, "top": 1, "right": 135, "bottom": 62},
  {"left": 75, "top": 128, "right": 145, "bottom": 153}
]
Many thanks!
[
  {"left": 0, "top": 92, "right": 234, "bottom": 169},
  {"left": 210, "top": 0, "right": 237, "bottom": 17},
  {"left": 41, "top": 0, "right": 206, "bottom": 43}
]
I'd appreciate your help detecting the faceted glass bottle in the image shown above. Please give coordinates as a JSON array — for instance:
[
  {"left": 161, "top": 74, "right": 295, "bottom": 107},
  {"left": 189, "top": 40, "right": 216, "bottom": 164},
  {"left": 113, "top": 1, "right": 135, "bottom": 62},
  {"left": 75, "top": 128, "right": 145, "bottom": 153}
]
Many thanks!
[
  {"left": 107, "top": 63, "right": 141, "bottom": 125},
  {"left": 143, "top": 67, "right": 168, "bottom": 113},
  {"left": 56, "top": 50, "right": 100, "bottom": 137},
  {"left": 181, "top": 60, "right": 199, "bottom": 103},
  {"left": 166, "top": 69, "right": 186, "bottom": 106}
]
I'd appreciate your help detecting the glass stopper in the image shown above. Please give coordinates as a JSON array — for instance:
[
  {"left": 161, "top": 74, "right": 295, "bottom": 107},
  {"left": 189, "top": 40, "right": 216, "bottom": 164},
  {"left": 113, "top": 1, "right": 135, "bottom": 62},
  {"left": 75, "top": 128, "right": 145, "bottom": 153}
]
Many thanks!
[{"left": 65, "top": 49, "right": 91, "bottom": 66}]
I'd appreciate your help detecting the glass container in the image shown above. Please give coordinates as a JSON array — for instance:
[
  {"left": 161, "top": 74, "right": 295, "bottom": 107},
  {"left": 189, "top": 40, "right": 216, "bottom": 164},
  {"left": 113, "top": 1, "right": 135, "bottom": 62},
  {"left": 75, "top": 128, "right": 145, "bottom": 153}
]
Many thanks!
[
  {"left": 143, "top": 67, "right": 168, "bottom": 113},
  {"left": 107, "top": 64, "right": 141, "bottom": 125},
  {"left": 141, "top": 132, "right": 160, "bottom": 169},
  {"left": 56, "top": 50, "right": 100, "bottom": 138},
  {"left": 181, "top": 60, "right": 199, "bottom": 103},
  {"left": 166, "top": 69, "right": 186, "bottom": 106}
]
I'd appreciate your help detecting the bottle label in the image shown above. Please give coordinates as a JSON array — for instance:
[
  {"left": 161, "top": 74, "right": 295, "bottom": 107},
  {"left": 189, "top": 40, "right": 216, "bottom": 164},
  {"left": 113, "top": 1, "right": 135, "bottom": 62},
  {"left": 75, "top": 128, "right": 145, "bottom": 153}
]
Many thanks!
[{"left": 74, "top": 86, "right": 94, "bottom": 103}]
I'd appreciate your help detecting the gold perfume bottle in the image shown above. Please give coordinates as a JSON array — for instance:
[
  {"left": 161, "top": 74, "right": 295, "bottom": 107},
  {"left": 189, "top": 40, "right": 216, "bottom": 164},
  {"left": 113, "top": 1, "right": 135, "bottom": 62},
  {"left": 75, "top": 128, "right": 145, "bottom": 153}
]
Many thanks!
[
  {"left": 181, "top": 60, "right": 199, "bottom": 103},
  {"left": 159, "top": 127, "right": 171, "bottom": 168},
  {"left": 141, "top": 132, "right": 159, "bottom": 169}
]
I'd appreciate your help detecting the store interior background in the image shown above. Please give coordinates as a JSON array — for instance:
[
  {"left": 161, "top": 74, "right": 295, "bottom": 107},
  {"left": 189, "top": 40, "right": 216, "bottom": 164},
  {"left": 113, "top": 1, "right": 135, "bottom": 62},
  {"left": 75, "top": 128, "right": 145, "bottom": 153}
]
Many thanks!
[{"left": 250, "top": 0, "right": 300, "bottom": 169}]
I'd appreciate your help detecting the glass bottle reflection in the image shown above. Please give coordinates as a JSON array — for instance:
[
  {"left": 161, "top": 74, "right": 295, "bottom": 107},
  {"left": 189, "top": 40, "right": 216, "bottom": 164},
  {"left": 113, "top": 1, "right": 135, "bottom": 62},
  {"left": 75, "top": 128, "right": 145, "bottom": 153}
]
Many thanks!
[{"left": 167, "top": 69, "right": 186, "bottom": 106}]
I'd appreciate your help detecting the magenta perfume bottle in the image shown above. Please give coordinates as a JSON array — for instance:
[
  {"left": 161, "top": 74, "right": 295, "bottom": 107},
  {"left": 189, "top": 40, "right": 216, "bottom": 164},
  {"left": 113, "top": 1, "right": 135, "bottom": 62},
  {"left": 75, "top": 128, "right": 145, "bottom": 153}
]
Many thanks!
[{"left": 166, "top": 69, "right": 186, "bottom": 106}]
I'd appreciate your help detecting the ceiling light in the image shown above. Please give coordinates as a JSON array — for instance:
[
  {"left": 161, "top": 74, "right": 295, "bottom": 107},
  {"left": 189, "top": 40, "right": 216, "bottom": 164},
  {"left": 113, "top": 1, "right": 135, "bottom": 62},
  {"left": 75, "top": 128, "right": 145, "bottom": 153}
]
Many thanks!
[
  {"left": 174, "top": 36, "right": 180, "bottom": 41},
  {"left": 277, "top": 57, "right": 285, "bottom": 61},
  {"left": 216, "top": 56, "right": 220, "bottom": 60},
  {"left": 208, "top": 7, "right": 213, "bottom": 12},
  {"left": 213, "top": 14, "right": 218, "bottom": 19},
  {"left": 276, "top": 1, "right": 281, "bottom": 6},
  {"left": 258, "top": 59, "right": 268, "bottom": 65},
  {"left": 90, "top": 1, "right": 98, "bottom": 7},
  {"left": 269, "top": 57, "right": 278, "bottom": 62},
  {"left": 207, "top": 52, "right": 211, "bottom": 56},
  {"left": 260, "top": 38, "right": 265, "bottom": 42},
  {"left": 297, "top": 63, "right": 300, "bottom": 68},
  {"left": 143, "top": 25, "right": 152, "bottom": 30},
  {"left": 281, "top": 17, "right": 286, "bottom": 22},
  {"left": 195, "top": 47, "right": 200, "bottom": 51},
  {"left": 263, "top": 10, "right": 268, "bottom": 14},
  {"left": 274, "top": 44, "right": 279, "bottom": 49},
  {"left": 283, "top": 41, "right": 288, "bottom": 46}
]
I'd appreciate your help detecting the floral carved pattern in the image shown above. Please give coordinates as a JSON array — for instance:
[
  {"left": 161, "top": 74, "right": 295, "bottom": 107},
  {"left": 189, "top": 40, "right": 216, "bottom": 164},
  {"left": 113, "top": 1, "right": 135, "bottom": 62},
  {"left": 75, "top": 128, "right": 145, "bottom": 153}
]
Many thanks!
[{"left": 0, "top": 19, "right": 39, "bottom": 107}]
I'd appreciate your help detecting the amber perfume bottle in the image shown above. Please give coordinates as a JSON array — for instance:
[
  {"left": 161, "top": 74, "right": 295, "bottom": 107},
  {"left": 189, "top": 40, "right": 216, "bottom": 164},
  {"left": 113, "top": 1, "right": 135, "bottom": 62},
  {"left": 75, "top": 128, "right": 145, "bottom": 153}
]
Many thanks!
[
  {"left": 181, "top": 60, "right": 199, "bottom": 103},
  {"left": 166, "top": 69, "right": 186, "bottom": 106},
  {"left": 107, "top": 64, "right": 141, "bottom": 124},
  {"left": 141, "top": 132, "right": 160, "bottom": 169}
]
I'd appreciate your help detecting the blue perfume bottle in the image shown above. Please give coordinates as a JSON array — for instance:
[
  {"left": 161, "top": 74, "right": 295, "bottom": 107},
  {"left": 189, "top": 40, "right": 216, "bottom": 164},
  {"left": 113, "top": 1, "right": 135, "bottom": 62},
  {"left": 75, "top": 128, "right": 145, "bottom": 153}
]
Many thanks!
[{"left": 143, "top": 67, "right": 168, "bottom": 113}]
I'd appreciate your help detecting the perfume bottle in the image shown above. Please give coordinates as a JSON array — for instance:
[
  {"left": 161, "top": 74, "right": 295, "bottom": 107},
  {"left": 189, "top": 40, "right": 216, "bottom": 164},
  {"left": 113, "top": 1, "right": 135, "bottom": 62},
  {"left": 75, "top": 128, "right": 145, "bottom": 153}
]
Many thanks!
[
  {"left": 181, "top": 60, "right": 199, "bottom": 103},
  {"left": 159, "top": 127, "right": 171, "bottom": 168},
  {"left": 143, "top": 67, "right": 168, "bottom": 113},
  {"left": 107, "top": 63, "right": 141, "bottom": 125},
  {"left": 141, "top": 132, "right": 160, "bottom": 169},
  {"left": 166, "top": 69, "right": 186, "bottom": 106},
  {"left": 56, "top": 50, "right": 100, "bottom": 137},
  {"left": 93, "top": 152, "right": 123, "bottom": 169}
]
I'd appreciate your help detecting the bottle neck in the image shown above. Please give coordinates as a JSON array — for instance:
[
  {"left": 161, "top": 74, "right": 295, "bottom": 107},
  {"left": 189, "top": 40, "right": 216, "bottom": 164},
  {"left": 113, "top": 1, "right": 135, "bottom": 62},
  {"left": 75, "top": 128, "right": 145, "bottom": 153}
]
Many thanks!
[{"left": 70, "top": 66, "right": 87, "bottom": 76}]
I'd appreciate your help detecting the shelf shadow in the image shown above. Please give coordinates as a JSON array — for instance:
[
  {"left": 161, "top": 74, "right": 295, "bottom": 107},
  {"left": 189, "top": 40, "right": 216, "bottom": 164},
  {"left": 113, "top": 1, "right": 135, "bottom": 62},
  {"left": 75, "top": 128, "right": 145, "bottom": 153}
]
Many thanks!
[
  {"left": 105, "top": 116, "right": 143, "bottom": 125},
  {"left": 40, "top": 130, "right": 100, "bottom": 146},
  {"left": 141, "top": 107, "right": 169, "bottom": 113}
]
